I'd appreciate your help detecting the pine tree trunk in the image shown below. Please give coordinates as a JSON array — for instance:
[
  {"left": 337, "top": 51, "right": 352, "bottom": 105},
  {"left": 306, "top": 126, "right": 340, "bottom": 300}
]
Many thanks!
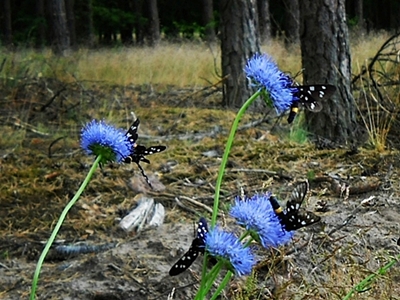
[
  {"left": 257, "top": 0, "right": 271, "bottom": 43},
  {"left": 75, "top": 0, "right": 95, "bottom": 46},
  {"left": 65, "top": 0, "right": 76, "bottom": 47},
  {"left": 220, "top": 0, "right": 260, "bottom": 107},
  {"left": 283, "top": 0, "right": 300, "bottom": 45},
  {"left": 36, "top": 0, "right": 46, "bottom": 47},
  {"left": 49, "top": 0, "right": 70, "bottom": 55},
  {"left": 146, "top": 0, "right": 160, "bottom": 46},
  {"left": 133, "top": 0, "right": 145, "bottom": 45},
  {"left": 3, "top": 0, "right": 13, "bottom": 47},
  {"left": 299, "top": 0, "right": 356, "bottom": 144},
  {"left": 201, "top": 0, "right": 216, "bottom": 42}
]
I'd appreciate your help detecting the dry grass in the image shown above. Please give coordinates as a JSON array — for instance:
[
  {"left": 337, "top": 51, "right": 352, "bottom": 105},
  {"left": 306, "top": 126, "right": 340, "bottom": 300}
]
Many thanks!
[
  {"left": 351, "top": 31, "right": 391, "bottom": 69},
  {"left": 0, "top": 32, "right": 392, "bottom": 88}
]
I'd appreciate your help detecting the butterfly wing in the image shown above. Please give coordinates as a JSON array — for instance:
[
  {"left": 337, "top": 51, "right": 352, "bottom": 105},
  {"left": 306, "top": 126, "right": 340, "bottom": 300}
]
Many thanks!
[
  {"left": 288, "top": 85, "right": 336, "bottom": 123},
  {"left": 125, "top": 118, "right": 140, "bottom": 144},
  {"left": 297, "top": 85, "right": 336, "bottom": 112},
  {"left": 169, "top": 218, "right": 208, "bottom": 276},
  {"left": 284, "top": 181, "right": 321, "bottom": 231},
  {"left": 123, "top": 119, "right": 166, "bottom": 187},
  {"left": 270, "top": 182, "right": 320, "bottom": 231},
  {"left": 124, "top": 145, "right": 166, "bottom": 164},
  {"left": 169, "top": 238, "right": 202, "bottom": 276}
]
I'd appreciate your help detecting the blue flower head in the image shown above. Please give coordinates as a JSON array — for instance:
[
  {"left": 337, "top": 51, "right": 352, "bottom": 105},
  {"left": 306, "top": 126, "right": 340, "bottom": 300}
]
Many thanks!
[
  {"left": 81, "top": 120, "right": 132, "bottom": 164},
  {"left": 205, "top": 227, "right": 255, "bottom": 276},
  {"left": 244, "top": 53, "right": 298, "bottom": 114},
  {"left": 230, "top": 192, "right": 294, "bottom": 248}
]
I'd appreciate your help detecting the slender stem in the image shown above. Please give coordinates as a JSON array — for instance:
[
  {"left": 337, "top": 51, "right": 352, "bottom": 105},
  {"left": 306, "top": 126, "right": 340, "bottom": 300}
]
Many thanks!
[
  {"left": 196, "top": 90, "right": 261, "bottom": 300},
  {"left": 210, "top": 271, "right": 233, "bottom": 300},
  {"left": 202, "top": 261, "right": 224, "bottom": 297},
  {"left": 30, "top": 155, "right": 102, "bottom": 300},
  {"left": 211, "top": 90, "right": 261, "bottom": 227},
  {"left": 342, "top": 254, "right": 400, "bottom": 300},
  {"left": 195, "top": 260, "right": 223, "bottom": 300}
]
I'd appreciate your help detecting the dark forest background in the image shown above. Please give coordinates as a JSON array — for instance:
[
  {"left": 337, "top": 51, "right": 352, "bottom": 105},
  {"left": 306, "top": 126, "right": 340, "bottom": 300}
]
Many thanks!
[{"left": 1, "top": 0, "right": 399, "bottom": 50}]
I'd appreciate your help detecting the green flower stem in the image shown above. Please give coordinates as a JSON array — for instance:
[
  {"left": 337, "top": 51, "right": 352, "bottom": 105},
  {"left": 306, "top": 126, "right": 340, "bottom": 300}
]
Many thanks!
[
  {"left": 195, "top": 260, "right": 223, "bottom": 299},
  {"left": 210, "top": 271, "right": 233, "bottom": 300},
  {"left": 30, "top": 155, "right": 102, "bottom": 300},
  {"left": 239, "top": 231, "right": 250, "bottom": 242},
  {"left": 243, "top": 235, "right": 254, "bottom": 248},
  {"left": 202, "top": 261, "right": 224, "bottom": 298},
  {"left": 342, "top": 254, "right": 400, "bottom": 300},
  {"left": 196, "top": 90, "right": 262, "bottom": 300},
  {"left": 211, "top": 90, "right": 261, "bottom": 227}
]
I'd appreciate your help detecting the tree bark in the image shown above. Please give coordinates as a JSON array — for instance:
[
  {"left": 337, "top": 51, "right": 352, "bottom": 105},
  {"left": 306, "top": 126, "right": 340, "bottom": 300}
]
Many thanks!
[
  {"left": 220, "top": 0, "right": 260, "bottom": 107},
  {"left": 299, "top": 0, "right": 356, "bottom": 144},
  {"left": 257, "top": 0, "right": 271, "bottom": 43},
  {"left": 283, "top": 0, "right": 300, "bottom": 45},
  {"left": 49, "top": 0, "right": 70, "bottom": 55},
  {"left": 132, "top": 0, "right": 145, "bottom": 45},
  {"left": 201, "top": 0, "right": 216, "bottom": 42},
  {"left": 35, "top": 0, "right": 46, "bottom": 47},
  {"left": 75, "top": 0, "right": 95, "bottom": 46},
  {"left": 65, "top": 0, "right": 76, "bottom": 47},
  {"left": 2, "top": 0, "right": 13, "bottom": 47},
  {"left": 146, "top": 0, "right": 160, "bottom": 46}
]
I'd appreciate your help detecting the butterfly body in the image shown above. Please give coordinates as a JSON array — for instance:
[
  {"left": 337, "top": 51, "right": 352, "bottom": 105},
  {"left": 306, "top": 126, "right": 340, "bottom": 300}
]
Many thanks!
[
  {"left": 124, "top": 118, "right": 166, "bottom": 187},
  {"left": 169, "top": 217, "right": 208, "bottom": 276},
  {"left": 269, "top": 182, "right": 321, "bottom": 231},
  {"left": 288, "top": 84, "right": 336, "bottom": 123}
]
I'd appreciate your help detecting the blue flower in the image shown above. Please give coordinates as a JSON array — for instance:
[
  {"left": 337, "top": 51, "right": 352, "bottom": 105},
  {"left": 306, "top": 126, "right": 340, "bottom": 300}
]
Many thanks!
[
  {"left": 81, "top": 120, "right": 132, "bottom": 163},
  {"left": 205, "top": 227, "right": 255, "bottom": 276},
  {"left": 230, "top": 192, "right": 294, "bottom": 248},
  {"left": 244, "top": 53, "right": 298, "bottom": 114}
]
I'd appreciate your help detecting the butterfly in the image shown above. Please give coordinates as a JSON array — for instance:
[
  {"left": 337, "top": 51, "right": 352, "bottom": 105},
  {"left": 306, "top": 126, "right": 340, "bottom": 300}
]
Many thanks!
[
  {"left": 169, "top": 217, "right": 208, "bottom": 276},
  {"left": 123, "top": 118, "right": 166, "bottom": 187},
  {"left": 287, "top": 84, "right": 336, "bottom": 123},
  {"left": 269, "top": 181, "right": 321, "bottom": 231}
]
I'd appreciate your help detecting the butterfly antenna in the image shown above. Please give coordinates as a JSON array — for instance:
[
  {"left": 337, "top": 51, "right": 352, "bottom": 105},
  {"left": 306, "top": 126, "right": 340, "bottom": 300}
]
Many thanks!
[{"left": 135, "top": 162, "right": 153, "bottom": 189}]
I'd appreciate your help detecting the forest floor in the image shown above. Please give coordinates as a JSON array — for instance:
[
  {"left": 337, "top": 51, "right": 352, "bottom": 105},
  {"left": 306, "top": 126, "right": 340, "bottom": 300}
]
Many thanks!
[{"left": 0, "top": 78, "right": 400, "bottom": 300}]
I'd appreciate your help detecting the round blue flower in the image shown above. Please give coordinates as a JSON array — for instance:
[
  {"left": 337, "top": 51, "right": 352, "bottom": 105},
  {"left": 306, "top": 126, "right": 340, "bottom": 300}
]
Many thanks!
[
  {"left": 230, "top": 192, "right": 294, "bottom": 248},
  {"left": 205, "top": 227, "right": 255, "bottom": 276},
  {"left": 244, "top": 53, "right": 298, "bottom": 114},
  {"left": 81, "top": 120, "right": 132, "bottom": 163}
]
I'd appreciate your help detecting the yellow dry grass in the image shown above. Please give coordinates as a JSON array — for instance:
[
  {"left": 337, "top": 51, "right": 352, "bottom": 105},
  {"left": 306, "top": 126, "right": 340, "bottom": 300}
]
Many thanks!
[{"left": 0, "top": 31, "right": 392, "bottom": 88}]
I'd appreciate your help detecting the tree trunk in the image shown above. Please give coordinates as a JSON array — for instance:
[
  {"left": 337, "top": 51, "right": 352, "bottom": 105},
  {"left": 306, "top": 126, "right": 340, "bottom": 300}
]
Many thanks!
[
  {"left": 2, "top": 0, "right": 13, "bottom": 47},
  {"left": 220, "top": 0, "right": 260, "bottom": 107},
  {"left": 75, "top": 0, "right": 95, "bottom": 46},
  {"left": 257, "top": 0, "right": 271, "bottom": 43},
  {"left": 146, "top": 0, "right": 160, "bottom": 46},
  {"left": 36, "top": 0, "right": 46, "bottom": 47},
  {"left": 201, "top": 0, "right": 216, "bottom": 42},
  {"left": 65, "top": 0, "right": 76, "bottom": 47},
  {"left": 389, "top": 0, "right": 400, "bottom": 31},
  {"left": 133, "top": 0, "right": 145, "bottom": 45},
  {"left": 283, "top": 0, "right": 300, "bottom": 45},
  {"left": 354, "top": 0, "right": 366, "bottom": 33},
  {"left": 299, "top": 0, "right": 356, "bottom": 145},
  {"left": 49, "top": 0, "right": 70, "bottom": 55}
]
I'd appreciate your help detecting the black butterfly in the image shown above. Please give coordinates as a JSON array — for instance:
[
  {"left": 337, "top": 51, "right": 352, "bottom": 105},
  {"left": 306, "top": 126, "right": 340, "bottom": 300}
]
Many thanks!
[
  {"left": 269, "top": 181, "right": 321, "bottom": 231},
  {"left": 287, "top": 85, "right": 336, "bottom": 124},
  {"left": 123, "top": 118, "right": 166, "bottom": 187},
  {"left": 169, "top": 217, "right": 208, "bottom": 276}
]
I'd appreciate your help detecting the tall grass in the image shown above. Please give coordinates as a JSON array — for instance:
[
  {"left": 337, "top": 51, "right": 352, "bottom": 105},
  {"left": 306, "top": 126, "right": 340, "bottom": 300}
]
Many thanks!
[{"left": 0, "top": 32, "right": 392, "bottom": 88}]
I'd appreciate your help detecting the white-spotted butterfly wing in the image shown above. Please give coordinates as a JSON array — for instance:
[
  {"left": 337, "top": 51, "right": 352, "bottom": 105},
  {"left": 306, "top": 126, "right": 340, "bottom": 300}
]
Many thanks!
[
  {"left": 288, "top": 84, "right": 336, "bottom": 123},
  {"left": 123, "top": 118, "right": 166, "bottom": 187},
  {"left": 297, "top": 85, "right": 336, "bottom": 112},
  {"left": 169, "top": 218, "right": 208, "bottom": 276},
  {"left": 269, "top": 181, "right": 321, "bottom": 231}
]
